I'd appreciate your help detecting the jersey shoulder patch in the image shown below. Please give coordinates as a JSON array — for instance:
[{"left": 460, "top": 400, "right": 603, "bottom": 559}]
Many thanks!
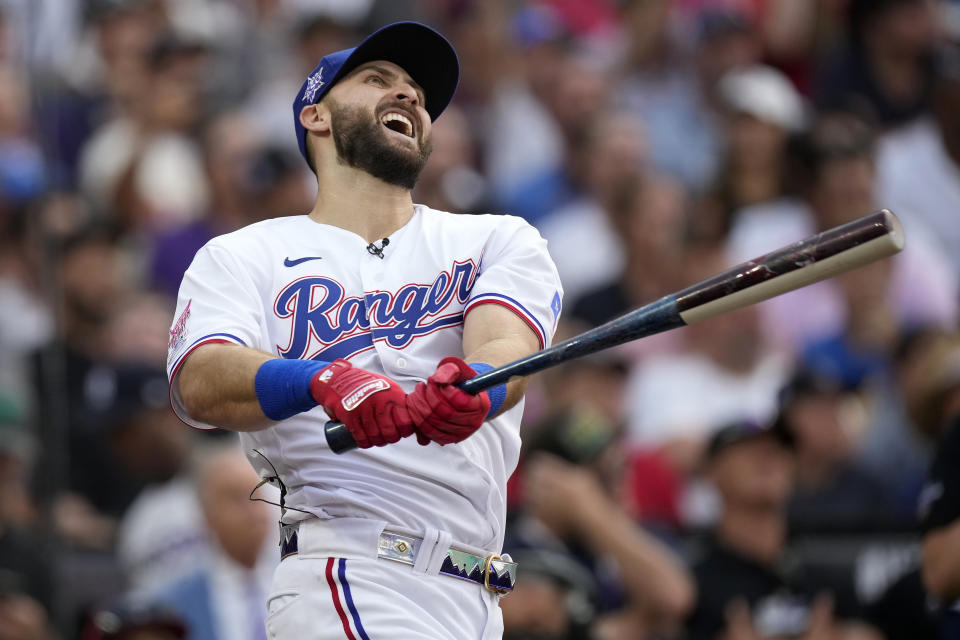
[{"left": 167, "top": 299, "right": 192, "bottom": 365}]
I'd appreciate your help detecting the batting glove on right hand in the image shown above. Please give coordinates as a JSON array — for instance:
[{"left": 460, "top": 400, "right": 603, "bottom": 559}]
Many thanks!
[
  {"left": 310, "top": 360, "right": 414, "bottom": 449},
  {"left": 407, "top": 357, "right": 491, "bottom": 445}
]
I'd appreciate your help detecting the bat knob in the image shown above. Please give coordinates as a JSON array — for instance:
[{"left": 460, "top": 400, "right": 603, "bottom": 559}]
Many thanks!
[{"left": 324, "top": 422, "right": 358, "bottom": 454}]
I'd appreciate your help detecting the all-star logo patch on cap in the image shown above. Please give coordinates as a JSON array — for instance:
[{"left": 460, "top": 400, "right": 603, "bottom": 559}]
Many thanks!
[{"left": 292, "top": 21, "right": 460, "bottom": 168}]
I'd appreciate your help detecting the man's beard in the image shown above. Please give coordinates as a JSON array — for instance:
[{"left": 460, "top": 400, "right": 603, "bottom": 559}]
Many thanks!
[{"left": 328, "top": 98, "right": 432, "bottom": 189}]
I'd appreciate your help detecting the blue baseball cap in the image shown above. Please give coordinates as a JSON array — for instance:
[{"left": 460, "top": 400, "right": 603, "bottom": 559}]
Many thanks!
[{"left": 292, "top": 21, "right": 460, "bottom": 168}]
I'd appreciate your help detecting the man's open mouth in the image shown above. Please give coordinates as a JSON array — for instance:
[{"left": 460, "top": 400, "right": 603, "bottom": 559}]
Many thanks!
[{"left": 380, "top": 111, "right": 415, "bottom": 138}]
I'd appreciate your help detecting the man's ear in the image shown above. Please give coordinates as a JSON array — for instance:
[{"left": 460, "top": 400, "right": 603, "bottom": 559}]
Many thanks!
[{"left": 299, "top": 103, "right": 330, "bottom": 134}]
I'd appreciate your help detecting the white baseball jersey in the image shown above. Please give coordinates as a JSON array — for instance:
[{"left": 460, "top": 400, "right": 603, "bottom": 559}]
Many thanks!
[{"left": 166, "top": 205, "right": 562, "bottom": 553}]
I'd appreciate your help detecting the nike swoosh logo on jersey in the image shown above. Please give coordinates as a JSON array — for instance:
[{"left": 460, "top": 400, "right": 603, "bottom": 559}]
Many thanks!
[{"left": 283, "top": 256, "right": 323, "bottom": 267}]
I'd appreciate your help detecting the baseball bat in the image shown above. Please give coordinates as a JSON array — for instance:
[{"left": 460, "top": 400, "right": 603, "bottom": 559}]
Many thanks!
[{"left": 325, "top": 209, "right": 905, "bottom": 453}]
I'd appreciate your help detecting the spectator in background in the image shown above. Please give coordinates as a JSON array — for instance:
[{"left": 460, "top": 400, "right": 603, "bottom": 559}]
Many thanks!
[
  {"left": 0, "top": 199, "right": 53, "bottom": 421},
  {"left": 728, "top": 111, "right": 957, "bottom": 354},
  {"left": 53, "top": 225, "right": 128, "bottom": 357},
  {"left": 51, "top": 363, "right": 189, "bottom": 552},
  {"left": 0, "top": 52, "right": 57, "bottom": 413},
  {"left": 483, "top": 4, "right": 572, "bottom": 204},
  {"left": 241, "top": 146, "right": 314, "bottom": 223},
  {"left": 816, "top": 0, "right": 938, "bottom": 128},
  {"left": 35, "top": 0, "right": 162, "bottom": 189},
  {"left": 29, "top": 227, "right": 184, "bottom": 625},
  {"left": 148, "top": 110, "right": 263, "bottom": 298},
  {"left": 33, "top": 225, "right": 129, "bottom": 524},
  {"left": 539, "top": 110, "right": 646, "bottom": 302},
  {"left": 910, "top": 333, "right": 960, "bottom": 636},
  {"left": 802, "top": 250, "right": 899, "bottom": 389},
  {"left": 776, "top": 368, "right": 894, "bottom": 531},
  {"left": 496, "top": 48, "right": 614, "bottom": 225},
  {"left": 105, "top": 293, "right": 177, "bottom": 366},
  {"left": 412, "top": 104, "right": 489, "bottom": 215},
  {"left": 115, "top": 417, "right": 263, "bottom": 600},
  {"left": 30, "top": 225, "right": 123, "bottom": 526},
  {"left": 150, "top": 444, "right": 275, "bottom": 640},
  {"left": 694, "top": 64, "right": 805, "bottom": 242},
  {"left": 116, "top": 459, "right": 207, "bottom": 598},
  {"left": 775, "top": 113, "right": 958, "bottom": 516},
  {"left": 0, "top": 401, "right": 55, "bottom": 640},
  {"left": 861, "top": 327, "right": 952, "bottom": 512},
  {"left": 531, "top": 345, "right": 631, "bottom": 445},
  {"left": 500, "top": 548, "right": 598, "bottom": 640},
  {"left": 510, "top": 408, "right": 693, "bottom": 640},
  {"left": 615, "top": 4, "right": 762, "bottom": 193},
  {"left": 623, "top": 243, "right": 789, "bottom": 479},
  {"left": 0, "top": 65, "right": 47, "bottom": 207},
  {"left": 686, "top": 420, "right": 881, "bottom": 640},
  {"left": 570, "top": 173, "right": 687, "bottom": 327},
  {"left": 78, "top": 34, "right": 211, "bottom": 233},
  {"left": 799, "top": 271, "right": 945, "bottom": 524},
  {"left": 878, "top": 43, "right": 960, "bottom": 282}
]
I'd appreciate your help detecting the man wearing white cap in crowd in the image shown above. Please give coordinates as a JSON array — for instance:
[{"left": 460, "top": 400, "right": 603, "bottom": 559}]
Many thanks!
[{"left": 719, "top": 64, "right": 809, "bottom": 265}]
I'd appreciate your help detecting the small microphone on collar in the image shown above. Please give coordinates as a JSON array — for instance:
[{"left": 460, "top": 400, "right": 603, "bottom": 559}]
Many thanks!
[{"left": 366, "top": 237, "right": 390, "bottom": 259}]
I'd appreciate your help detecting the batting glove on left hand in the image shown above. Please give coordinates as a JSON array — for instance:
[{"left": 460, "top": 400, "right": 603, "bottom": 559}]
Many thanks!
[
  {"left": 407, "top": 357, "right": 491, "bottom": 446},
  {"left": 310, "top": 360, "right": 415, "bottom": 448}
]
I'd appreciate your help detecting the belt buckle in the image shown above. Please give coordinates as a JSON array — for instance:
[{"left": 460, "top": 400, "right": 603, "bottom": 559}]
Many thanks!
[{"left": 482, "top": 554, "right": 510, "bottom": 595}]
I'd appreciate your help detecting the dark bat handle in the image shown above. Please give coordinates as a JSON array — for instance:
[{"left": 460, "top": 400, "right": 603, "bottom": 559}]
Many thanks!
[{"left": 323, "top": 421, "right": 362, "bottom": 454}]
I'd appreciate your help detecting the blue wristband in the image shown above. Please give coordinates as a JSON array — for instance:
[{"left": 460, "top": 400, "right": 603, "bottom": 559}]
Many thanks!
[
  {"left": 469, "top": 362, "right": 507, "bottom": 417},
  {"left": 255, "top": 359, "right": 330, "bottom": 421}
]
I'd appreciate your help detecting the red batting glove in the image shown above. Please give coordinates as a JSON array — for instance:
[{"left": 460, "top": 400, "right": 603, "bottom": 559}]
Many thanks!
[
  {"left": 309, "top": 360, "right": 414, "bottom": 449},
  {"left": 407, "top": 357, "right": 491, "bottom": 446}
]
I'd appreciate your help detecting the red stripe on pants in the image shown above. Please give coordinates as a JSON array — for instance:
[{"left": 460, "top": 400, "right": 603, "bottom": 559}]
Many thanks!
[{"left": 325, "top": 557, "right": 358, "bottom": 640}]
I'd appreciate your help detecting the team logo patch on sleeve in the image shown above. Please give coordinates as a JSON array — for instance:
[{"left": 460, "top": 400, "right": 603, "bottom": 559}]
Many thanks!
[
  {"left": 551, "top": 291, "right": 562, "bottom": 322},
  {"left": 168, "top": 300, "right": 192, "bottom": 357}
]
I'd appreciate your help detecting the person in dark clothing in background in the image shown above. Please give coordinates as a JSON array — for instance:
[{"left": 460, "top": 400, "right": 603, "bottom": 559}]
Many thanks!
[
  {"left": 686, "top": 419, "right": 881, "bottom": 640},
  {"left": 816, "top": 0, "right": 938, "bottom": 127},
  {"left": 778, "top": 368, "right": 895, "bottom": 532},
  {"left": 508, "top": 407, "right": 693, "bottom": 639},
  {"left": 910, "top": 332, "right": 960, "bottom": 637}
]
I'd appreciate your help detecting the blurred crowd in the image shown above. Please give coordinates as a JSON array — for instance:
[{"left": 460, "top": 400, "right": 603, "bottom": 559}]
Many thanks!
[{"left": 5, "top": 0, "right": 960, "bottom": 638}]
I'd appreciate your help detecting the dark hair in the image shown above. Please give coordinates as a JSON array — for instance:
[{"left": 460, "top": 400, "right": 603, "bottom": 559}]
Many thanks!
[
  {"left": 245, "top": 147, "right": 303, "bottom": 196},
  {"left": 788, "top": 112, "right": 876, "bottom": 191},
  {"left": 707, "top": 418, "right": 795, "bottom": 460},
  {"left": 57, "top": 221, "right": 121, "bottom": 259},
  {"left": 696, "top": 6, "right": 753, "bottom": 43},
  {"left": 148, "top": 33, "right": 207, "bottom": 72},
  {"left": 848, "top": 0, "right": 924, "bottom": 46},
  {"left": 296, "top": 15, "right": 349, "bottom": 44},
  {"left": 934, "top": 43, "right": 960, "bottom": 86},
  {"left": 894, "top": 326, "right": 945, "bottom": 366},
  {"left": 524, "top": 408, "right": 621, "bottom": 465}
]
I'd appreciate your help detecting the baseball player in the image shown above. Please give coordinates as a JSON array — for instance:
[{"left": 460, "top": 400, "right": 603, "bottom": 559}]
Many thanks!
[{"left": 166, "top": 21, "right": 563, "bottom": 640}]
